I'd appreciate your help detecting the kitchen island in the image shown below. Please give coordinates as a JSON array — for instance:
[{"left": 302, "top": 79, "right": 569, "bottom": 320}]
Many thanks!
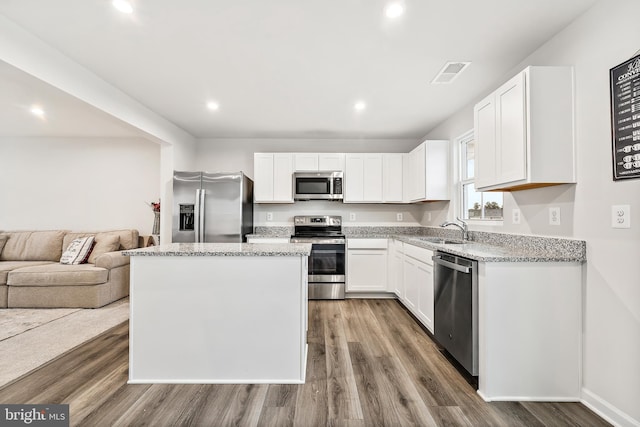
[{"left": 122, "top": 242, "right": 311, "bottom": 384}]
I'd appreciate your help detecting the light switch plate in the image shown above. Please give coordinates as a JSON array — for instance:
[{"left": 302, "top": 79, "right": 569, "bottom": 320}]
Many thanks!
[
  {"left": 349, "top": 213, "right": 356, "bottom": 221},
  {"left": 612, "top": 205, "right": 631, "bottom": 228},
  {"left": 396, "top": 213, "right": 403, "bottom": 221},
  {"left": 549, "top": 207, "right": 561, "bottom": 226},
  {"left": 512, "top": 208, "right": 521, "bottom": 224}
]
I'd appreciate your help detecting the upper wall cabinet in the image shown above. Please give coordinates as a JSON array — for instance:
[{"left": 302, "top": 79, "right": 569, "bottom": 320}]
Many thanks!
[
  {"left": 344, "top": 154, "right": 384, "bottom": 203},
  {"left": 344, "top": 153, "right": 408, "bottom": 203},
  {"left": 254, "top": 153, "right": 294, "bottom": 203},
  {"left": 294, "top": 153, "right": 345, "bottom": 172},
  {"left": 474, "top": 66, "right": 576, "bottom": 192},
  {"left": 408, "top": 140, "right": 449, "bottom": 202},
  {"left": 383, "top": 153, "right": 405, "bottom": 203}
]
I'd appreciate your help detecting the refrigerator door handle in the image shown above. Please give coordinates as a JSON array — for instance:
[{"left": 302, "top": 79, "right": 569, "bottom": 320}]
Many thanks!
[
  {"left": 199, "top": 189, "right": 206, "bottom": 242},
  {"left": 194, "top": 189, "right": 202, "bottom": 242}
]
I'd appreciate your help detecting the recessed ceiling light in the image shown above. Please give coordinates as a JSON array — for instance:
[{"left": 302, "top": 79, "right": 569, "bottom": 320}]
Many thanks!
[
  {"left": 207, "top": 101, "right": 220, "bottom": 111},
  {"left": 30, "top": 106, "right": 45, "bottom": 117},
  {"left": 385, "top": 2, "right": 405, "bottom": 19},
  {"left": 112, "top": 0, "right": 133, "bottom": 14},
  {"left": 354, "top": 101, "right": 367, "bottom": 112}
]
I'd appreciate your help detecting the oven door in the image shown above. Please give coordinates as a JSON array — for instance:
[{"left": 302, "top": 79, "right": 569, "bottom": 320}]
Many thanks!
[{"left": 308, "top": 243, "right": 345, "bottom": 283}]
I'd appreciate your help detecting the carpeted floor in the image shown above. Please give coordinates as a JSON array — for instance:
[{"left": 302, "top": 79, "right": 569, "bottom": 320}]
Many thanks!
[{"left": 0, "top": 297, "right": 129, "bottom": 388}]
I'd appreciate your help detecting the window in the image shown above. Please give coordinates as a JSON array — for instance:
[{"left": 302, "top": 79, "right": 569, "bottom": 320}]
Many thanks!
[{"left": 459, "top": 131, "right": 503, "bottom": 220}]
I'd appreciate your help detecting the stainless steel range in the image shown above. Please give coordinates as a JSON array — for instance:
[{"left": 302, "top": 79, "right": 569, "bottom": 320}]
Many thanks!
[{"left": 290, "top": 215, "right": 345, "bottom": 300}]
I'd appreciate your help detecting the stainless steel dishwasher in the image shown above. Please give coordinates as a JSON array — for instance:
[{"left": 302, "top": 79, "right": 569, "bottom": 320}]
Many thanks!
[{"left": 433, "top": 251, "right": 479, "bottom": 376}]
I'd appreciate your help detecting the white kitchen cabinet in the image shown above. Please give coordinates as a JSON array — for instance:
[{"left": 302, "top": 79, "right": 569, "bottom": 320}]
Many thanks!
[
  {"left": 478, "top": 261, "right": 582, "bottom": 401},
  {"left": 402, "top": 253, "right": 419, "bottom": 312},
  {"left": 293, "top": 153, "right": 345, "bottom": 172},
  {"left": 253, "top": 153, "right": 294, "bottom": 203},
  {"left": 319, "top": 153, "right": 345, "bottom": 171},
  {"left": 344, "top": 154, "right": 384, "bottom": 203},
  {"left": 401, "top": 243, "right": 434, "bottom": 333},
  {"left": 383, "top": 153, "right": 405, "bottom": 203},
  {"left": 474, "top": 66, "right": 576, "bottom": 191},
  {"left": 416, "top": 253, "right": 434, "bottom": 333},
  {"left": 388, "top": 239, "right": 404, "bottom": 296},
  {"left": 346, "top": 238, "right": 388, "bottom": 292},
  {"left": 294, "top": 153, "right": 318, "bottom": 171},
  {"left": 408, "top": 140, "right": 449, "bottom": 202}
]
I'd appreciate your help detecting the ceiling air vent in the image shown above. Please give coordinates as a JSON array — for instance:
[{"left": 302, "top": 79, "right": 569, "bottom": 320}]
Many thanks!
[{"left": 431, "top": 61, "right": 471, "bottom": 84}]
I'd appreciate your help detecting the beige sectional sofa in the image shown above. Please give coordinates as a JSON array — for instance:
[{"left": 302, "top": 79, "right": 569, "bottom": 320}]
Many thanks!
[{"left": 0, "top": 229, "right": 139, "bottom": 308}]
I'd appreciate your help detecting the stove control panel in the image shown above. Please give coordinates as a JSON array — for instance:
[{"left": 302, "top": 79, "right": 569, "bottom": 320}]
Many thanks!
[{"left": 294, "top": 216, "right": 342, "bottom": 226}]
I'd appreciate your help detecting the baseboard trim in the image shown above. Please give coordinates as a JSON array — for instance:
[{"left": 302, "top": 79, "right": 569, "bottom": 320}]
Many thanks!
[
  {"left": 345, "top": 292, "right": 396, "bottom": 299},
  {"left": 581, "top": 388, "right": 640, "bottom": 427}
]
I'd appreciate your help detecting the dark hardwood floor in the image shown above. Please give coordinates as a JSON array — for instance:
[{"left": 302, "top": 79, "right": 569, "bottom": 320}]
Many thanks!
[{"left": 0, "top": 299, "right": 610, "bottom": 427}]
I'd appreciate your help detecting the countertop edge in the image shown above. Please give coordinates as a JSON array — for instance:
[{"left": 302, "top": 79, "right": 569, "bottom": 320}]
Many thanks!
[{"left": 122, "top": 243, "right": 312, "bottom": 257}]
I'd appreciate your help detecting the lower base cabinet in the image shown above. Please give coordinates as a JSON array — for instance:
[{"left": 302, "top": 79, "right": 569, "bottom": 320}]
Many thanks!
[
  {"left": 400, "top": 244, "right": 434, "bottom": 333},
  {"left": 388, "top": 239, "right": 404, "bottom": 296},
  {"left": 346, "top": 238, "right": 435, "bottom": 333},
  {"left": 346, "top": 239, "right": 388, "bottom": 293}
]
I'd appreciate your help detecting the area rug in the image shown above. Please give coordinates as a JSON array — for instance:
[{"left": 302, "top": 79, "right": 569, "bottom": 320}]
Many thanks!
[{"left": 0, "top": 297, "right": 129, "bottom": 388}]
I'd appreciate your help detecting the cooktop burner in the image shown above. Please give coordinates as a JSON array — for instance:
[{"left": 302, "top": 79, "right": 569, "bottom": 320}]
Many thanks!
[{"left": 292, "top": 215, "right": 343, "bottom": 239}]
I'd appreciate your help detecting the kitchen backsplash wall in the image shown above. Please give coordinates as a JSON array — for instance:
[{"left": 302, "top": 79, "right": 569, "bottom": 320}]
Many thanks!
[{"left": 253, "top": 201, "right": 426, "bottom": 226}]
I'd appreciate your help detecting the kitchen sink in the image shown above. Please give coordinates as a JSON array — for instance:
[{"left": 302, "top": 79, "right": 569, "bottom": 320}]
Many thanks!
[
  {"left": 423, "top": 238, "right": 466, "bottom": 245},
  {"left": 439, "top": 239, "right": 465, "bottom": 245}
]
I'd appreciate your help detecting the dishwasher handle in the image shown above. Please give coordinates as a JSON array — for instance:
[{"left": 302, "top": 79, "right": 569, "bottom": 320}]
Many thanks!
[{"left": 432, "top": 255, "right": 472, "bottom": 274}]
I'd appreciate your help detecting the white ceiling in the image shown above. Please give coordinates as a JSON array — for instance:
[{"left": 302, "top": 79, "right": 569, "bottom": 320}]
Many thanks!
[{"left": 0, "top": 0, "right": 598, "bottom": 140}]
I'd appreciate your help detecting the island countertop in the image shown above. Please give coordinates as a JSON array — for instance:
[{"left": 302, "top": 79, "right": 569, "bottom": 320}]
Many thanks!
[{"left": 122, "top": 242, "right": 312, "bottom": 257}]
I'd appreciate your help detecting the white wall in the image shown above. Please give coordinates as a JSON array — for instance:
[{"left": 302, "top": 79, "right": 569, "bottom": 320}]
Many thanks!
[
  {"left": 424, "top": 1, "right": 640, "bottom": 424},
  {"left": 195, "top": 138, "right": 420, "bottom": 178},
  {"left": 0, "top": 137, "right": 161, "bottom": 235}
]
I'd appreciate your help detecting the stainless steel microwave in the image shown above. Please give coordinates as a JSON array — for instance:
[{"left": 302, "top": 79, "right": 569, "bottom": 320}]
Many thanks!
[{"left": 294, "top": 171, "right": 343, "bottom": 201}]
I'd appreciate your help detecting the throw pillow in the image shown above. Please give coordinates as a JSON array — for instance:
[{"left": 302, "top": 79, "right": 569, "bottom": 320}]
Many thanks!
[
  {"left": 60, "top": 236, "right": 95, "bottom": 265},
  {"left": 87, "top": 234, "right": 120, "bottom": 264}
]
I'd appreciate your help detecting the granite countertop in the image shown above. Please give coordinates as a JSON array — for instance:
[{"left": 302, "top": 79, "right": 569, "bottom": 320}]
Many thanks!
[
  {"left": 122, "top": 242, "right": 312, "bottom": 257},
  {"left": 389, "top": 236, "right": 584, "bottom": 263},
  {"left": 248, "top": 226, "right": 586, "bottom": 263}
]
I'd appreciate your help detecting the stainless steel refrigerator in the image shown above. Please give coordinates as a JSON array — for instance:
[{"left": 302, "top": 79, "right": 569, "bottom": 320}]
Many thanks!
[{"left": 172, "top": 171, "right": 254, "bottom": 243}]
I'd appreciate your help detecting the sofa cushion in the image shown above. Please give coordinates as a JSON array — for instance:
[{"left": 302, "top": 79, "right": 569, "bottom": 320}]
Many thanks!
[
  {"left": 63, "top": 229, "right": 139, "bottom": 252},
  {"left": 0, "top": 231, "right": 67, "bottom": 262},
  {"left": 60, "top": 236, "right": 95, "bottom": 265},
  {"left": 0, "top": 261, "right": 55, "bottom": 285},
  {"left": 7, "top": 264, "right": 108, "bottom": 287},
  {"left": 87, "top": 234, "right": 120, "bottom": 264}
]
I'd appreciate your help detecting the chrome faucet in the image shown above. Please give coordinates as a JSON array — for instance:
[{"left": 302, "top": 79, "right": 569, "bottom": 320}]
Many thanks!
[{"left": 440, "top": 217, "right": 469, "bottom": 241}]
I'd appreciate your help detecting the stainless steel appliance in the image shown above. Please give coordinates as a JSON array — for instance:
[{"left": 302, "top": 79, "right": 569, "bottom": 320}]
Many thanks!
[
  {"left": 290, "top": 215, "right": 345, "bottom": 299},
  {"left": 293, "top": 171, "right": 343, "bottom": 201},
  {"left": 433, "top": 251, "right": 479, "bottom": 376},
  {"left": 172, "top": 171, "right": 253, "bottom": 243}
]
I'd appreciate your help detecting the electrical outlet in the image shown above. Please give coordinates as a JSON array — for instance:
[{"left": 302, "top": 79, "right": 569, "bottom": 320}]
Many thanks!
[
  {"left": 512, "top": 208, "right": 521, "bottom": 225},
  {"left": 349, "top": 213, "right": 356, "bottom": 221},
  {"left": 266, "top": 212, "right": 273, "bottom": 221},
  {"left": 612, "top": 205, "right": 631, "bottom": 228},
  {"left": 396, "top": 213, "right": 403, "bottom": 221},
  {"left": 427, "top": 212, "right": 432, "bottom": 222},
  {"left": 549, "top": 207, "right": 561, "bottom": 226}
]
